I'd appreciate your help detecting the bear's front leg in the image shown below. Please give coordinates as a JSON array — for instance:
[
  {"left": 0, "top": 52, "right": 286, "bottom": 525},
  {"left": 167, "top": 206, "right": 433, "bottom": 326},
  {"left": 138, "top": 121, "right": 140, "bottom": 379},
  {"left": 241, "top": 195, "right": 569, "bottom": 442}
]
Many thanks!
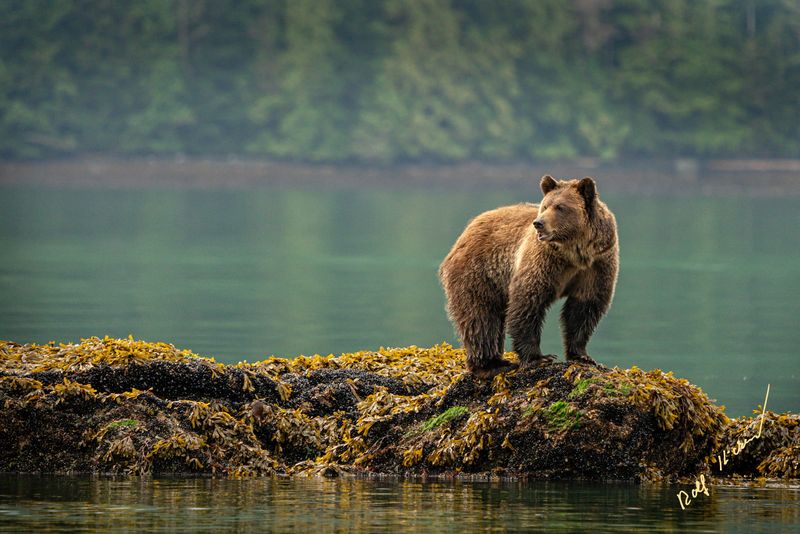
[
  {"left": 560, "top": 296, "right": 606, "bottom": 364},
  {"left": 506, "top": 280, "right": 558, "bottom": 366},
  {"left": 560, "top": 261, "right": 615, "bottom": 365}
]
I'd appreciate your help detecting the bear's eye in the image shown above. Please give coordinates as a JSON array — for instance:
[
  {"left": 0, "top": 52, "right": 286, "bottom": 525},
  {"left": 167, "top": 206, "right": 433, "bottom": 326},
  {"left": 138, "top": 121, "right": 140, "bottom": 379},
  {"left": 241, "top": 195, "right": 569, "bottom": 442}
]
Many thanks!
[{"left": 554, "top": 204, "right": 563, "bottom": 211}]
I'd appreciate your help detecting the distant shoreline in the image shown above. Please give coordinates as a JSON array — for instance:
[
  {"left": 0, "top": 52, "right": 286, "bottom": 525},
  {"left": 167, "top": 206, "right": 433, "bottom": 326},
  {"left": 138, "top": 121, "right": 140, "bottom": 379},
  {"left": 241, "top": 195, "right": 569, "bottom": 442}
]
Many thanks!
[{"left": 2, "top": 156, "right": 799, "bottom": 194}]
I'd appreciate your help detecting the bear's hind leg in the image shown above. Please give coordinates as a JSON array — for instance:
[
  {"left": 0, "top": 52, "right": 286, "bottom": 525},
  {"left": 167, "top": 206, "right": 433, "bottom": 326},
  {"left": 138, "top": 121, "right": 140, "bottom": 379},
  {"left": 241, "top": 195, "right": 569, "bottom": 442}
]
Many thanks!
[
  {"left": 459, "top": 315, "right": 507, "bottom": 374},
  {"left": 458, "top": 311, "right": 515, "bottom": 379}
]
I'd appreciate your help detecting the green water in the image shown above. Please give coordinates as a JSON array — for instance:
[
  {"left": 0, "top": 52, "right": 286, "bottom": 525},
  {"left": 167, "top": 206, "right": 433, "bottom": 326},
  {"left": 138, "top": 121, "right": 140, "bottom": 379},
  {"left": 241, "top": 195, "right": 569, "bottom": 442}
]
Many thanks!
[
  {"left": 1, "top": 184, "right": 799, "bottom": 531},
  {"left": 1, "top": 185, "right": 797, "bottom": 416},
  {"left": 0, "top": 476, "right": 798, "bottom": 533}
]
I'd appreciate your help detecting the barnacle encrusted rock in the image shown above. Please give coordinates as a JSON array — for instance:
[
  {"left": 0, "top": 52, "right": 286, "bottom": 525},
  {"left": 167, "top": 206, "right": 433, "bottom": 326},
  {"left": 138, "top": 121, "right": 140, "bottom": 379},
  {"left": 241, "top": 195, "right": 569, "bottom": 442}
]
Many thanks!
[{"left": 0, "top": 337, "right": 793, "bottom": 480}]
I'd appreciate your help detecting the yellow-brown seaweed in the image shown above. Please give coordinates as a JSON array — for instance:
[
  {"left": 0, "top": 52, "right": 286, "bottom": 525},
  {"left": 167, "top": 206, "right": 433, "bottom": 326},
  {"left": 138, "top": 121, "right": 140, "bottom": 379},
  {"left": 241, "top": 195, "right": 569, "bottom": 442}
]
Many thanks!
[{"left": 0, "top": 337, "right": 795, "bottom": 481}]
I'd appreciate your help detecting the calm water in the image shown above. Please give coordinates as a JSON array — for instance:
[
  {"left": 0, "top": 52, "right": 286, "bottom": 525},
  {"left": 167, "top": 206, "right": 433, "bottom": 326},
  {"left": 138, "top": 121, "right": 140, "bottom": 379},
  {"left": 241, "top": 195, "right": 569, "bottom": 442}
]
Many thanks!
[
  {"left": 0, "top": 476, "right": 798, "bottom": 533},
  {"left": 1, "top": 183, "right": 799, "bottom": 531},
  {"left": 1, "top": 185, "right": 797, "bottom": 416}
]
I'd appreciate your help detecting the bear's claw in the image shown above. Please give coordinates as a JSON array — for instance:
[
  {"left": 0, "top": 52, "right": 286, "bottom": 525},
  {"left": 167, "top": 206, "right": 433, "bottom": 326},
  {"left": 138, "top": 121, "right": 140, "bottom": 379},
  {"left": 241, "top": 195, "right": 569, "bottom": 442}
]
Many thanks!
[
  {"left": 519, "top": 354, "right": 557, "bottom": 369},
  {"left": 469, "top": 359, "right": 519, "bottom": 380},
  {"left": 566, "top": 353, "right": 598, "bottom": 366}
]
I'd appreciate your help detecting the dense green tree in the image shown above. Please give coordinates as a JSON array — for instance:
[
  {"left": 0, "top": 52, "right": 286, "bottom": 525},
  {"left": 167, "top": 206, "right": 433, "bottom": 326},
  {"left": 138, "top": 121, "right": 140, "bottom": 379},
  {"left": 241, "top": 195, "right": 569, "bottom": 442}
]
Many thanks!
[
  {"left": 734, "top": 0, "right": 800, "bottom": 157},
  {"left": 178, "top": 0, "right": 264, "bottom": 154},
  {"left": 0, "top": 1, "right": 77, "bottom": 157},
  {"left": 0, "top": 0, "right": 798, "bottom": 162},
  {"left": 610, "top": 0, "right": 747, "bottom": 155},
  {"left": 248, "top": 0, "right": 355, "bottom": 160},
  {"left": 55, "top": 0, "right": 190, "bottom": 153},
  {"left": 354, "top": 0, "right": 532, "bottom": 161}
]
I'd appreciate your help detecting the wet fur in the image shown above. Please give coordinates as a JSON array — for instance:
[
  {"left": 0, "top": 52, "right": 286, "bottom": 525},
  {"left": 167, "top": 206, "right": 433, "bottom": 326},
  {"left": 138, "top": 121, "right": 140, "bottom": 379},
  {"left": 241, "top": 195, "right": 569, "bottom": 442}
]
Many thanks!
[{"left": 439, "top": 176, "right": 619, "bottom": 377}]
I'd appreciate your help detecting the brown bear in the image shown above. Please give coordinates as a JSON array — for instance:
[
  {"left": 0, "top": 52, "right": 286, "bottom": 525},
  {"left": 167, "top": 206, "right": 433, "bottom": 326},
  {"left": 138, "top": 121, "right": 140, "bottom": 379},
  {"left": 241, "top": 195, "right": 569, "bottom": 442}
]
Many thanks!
[{"left": 439, "top": 175, "right": 618, "bottom": 378}]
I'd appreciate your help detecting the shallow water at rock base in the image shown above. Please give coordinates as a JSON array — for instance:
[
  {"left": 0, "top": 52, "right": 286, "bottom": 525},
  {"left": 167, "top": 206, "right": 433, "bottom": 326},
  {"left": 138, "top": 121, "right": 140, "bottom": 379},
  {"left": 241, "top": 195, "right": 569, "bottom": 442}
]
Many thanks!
[{"left": 0, "top": 476, "right": 798, "bottom": 533}]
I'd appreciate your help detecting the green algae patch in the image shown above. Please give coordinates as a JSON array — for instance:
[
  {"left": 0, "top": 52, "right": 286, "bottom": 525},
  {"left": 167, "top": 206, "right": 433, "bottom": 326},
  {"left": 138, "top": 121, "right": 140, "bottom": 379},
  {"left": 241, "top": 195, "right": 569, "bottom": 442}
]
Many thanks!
[
  {"left": 0, "top": 337, "right": 794, "bottom": 482},
  {"left": 543, "top": 401, "right": 582, "bottom": 432},
  {"left": 422, "top": 407, "right": 469, "bottom": 432},
  {"left": 567, "top": 378, "right": 599, "bottom": 398}
]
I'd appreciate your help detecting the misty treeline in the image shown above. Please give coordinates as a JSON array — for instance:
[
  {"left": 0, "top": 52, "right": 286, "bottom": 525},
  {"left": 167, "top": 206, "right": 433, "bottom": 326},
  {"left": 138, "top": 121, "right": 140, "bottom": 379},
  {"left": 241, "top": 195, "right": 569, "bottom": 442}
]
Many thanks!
[{"left": 2, "top": 0, "right": 799, "bottom": 162}]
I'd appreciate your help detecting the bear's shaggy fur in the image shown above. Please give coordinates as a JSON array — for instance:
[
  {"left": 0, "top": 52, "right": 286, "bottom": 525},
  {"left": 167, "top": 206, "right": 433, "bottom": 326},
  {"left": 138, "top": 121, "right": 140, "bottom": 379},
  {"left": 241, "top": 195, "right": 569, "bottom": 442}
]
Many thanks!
[{"left": 439, "top": 176, "right": 619, "bottom": 378}]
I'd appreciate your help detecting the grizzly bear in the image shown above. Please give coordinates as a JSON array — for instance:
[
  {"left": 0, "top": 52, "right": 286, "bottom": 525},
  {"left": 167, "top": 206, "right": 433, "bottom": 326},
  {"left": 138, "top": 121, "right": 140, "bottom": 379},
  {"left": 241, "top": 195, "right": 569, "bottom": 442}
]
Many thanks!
[{"left": 439, "top": 176, "right": 618, "bottom": 378}]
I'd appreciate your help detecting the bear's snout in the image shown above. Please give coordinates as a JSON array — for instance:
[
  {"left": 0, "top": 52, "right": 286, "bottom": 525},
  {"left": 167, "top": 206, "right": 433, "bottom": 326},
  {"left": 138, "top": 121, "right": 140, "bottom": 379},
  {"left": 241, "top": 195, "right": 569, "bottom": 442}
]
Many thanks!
[{"left": 532, "top": 219, "right": 545, "bottom": 230}]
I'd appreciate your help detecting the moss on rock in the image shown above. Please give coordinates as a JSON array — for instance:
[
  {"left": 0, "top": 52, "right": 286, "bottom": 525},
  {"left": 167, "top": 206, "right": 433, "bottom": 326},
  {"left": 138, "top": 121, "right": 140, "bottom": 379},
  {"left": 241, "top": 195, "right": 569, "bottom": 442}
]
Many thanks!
[{"left": 422, "top": 407, "right": 469, "bottom": 432}]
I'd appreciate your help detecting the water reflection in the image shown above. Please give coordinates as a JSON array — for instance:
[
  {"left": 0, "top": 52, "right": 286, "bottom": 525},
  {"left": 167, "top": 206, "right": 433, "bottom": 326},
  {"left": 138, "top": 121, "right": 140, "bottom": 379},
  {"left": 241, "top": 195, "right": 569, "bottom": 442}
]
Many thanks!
[{"left": 0, "top": 476, "right": 798, "bottom": 533}]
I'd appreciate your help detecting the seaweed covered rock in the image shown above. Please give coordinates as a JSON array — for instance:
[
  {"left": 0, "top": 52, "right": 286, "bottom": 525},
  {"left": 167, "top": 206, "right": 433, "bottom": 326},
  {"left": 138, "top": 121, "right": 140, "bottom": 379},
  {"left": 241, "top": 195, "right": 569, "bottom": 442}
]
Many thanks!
[
  {"left": 337, "top": 363, "right": 730, "bottom": 480},
  {"left": 0, "top": 338, "right": 459, "bottom": 477},
  {"left": 714, "top": 411, "right": 800, "bottom": 479},
  {"left": 0, "top": 337, "right": 790, "bottom": 481}
]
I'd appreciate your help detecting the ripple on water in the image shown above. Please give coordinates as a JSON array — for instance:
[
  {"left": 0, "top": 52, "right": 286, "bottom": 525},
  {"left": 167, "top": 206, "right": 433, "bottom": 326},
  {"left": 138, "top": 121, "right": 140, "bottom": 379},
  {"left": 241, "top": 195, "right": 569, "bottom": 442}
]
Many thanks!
[{"left": 0, "top": 476, "right": 798, "bottom": 533}]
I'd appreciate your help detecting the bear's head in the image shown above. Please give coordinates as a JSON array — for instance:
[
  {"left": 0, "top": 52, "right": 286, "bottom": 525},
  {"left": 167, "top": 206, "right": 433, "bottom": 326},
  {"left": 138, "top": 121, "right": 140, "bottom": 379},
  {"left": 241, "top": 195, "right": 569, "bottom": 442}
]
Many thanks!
[{"left": 532, "top": 175, "right": 597, "bottom": 243}]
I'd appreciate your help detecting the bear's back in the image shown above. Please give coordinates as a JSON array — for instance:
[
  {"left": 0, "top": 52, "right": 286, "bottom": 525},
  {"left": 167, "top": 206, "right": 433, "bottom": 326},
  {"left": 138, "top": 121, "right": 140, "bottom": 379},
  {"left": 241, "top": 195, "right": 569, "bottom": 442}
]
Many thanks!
[
  {"left": 454, "top": 203, "right": 537, "bottom": 253},
  {"left": 440, "top": 203, "right": 538, "bottom": 289}
]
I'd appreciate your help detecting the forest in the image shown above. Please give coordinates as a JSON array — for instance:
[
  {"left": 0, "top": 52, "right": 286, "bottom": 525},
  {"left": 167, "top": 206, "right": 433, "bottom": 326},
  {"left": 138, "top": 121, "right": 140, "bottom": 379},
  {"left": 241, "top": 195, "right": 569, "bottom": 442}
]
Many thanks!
[{"left": 1, "top": 0, "right": 799, "bottom": 162}]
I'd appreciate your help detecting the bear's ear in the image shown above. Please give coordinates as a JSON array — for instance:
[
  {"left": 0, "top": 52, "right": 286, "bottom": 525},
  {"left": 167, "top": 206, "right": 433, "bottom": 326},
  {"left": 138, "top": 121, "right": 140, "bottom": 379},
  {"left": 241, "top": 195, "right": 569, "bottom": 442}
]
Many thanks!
[
  {"left": 540, "top": 175, "right": 558, "bottom": 195},
  {"left": 577, "top": 177, "right": 597, "bottom": 215}
]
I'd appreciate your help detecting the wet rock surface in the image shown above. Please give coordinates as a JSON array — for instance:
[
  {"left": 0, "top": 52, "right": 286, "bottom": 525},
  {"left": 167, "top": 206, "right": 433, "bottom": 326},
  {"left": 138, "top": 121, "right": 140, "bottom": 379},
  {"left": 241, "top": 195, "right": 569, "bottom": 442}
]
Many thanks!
[{"left": 0, "top": 337, "right": 796, "bottom": 481}]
